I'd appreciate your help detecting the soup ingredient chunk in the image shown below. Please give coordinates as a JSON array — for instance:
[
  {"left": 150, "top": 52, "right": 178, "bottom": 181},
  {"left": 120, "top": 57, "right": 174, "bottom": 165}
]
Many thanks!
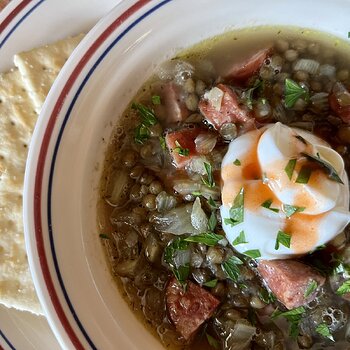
[
  {"left": 329, "top": 82, "right": 350, "bottom": 123},
  {"left": 224, "top": 47, "right": 271, "bottom": 83},
  {"left": 166, "top": 277, "right": 220, "bottom": 340},
  {"left": 257, "top": 259, "right": 325, "bottom": 309},
  {"left": 165, "top": 127, "right": 212, "bottom": 168},
  {"left": 199, "top": 83, "right": 253, "bottom": 130}
]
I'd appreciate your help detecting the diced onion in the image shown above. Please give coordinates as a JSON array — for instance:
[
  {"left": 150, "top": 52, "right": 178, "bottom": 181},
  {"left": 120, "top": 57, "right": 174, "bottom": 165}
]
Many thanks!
[
  {"left": 173, "top": 179, "right": 201, "bottom": 195},
  {"left": 150, "top": 204, "right": 199, "bottom": 235},
  {"left": 173, "top": 249, "right": 191, "bottom": 268},
  {"left": 191, "top": 197, "right": 208, "bottom": 232},
  {"left": 204, "top": 87, "right": 224, "bottom": 111},
  {"left": 195, "top": 133, "right": 217, "bottom": 154},
  {"left": 227, "top": 320, "right": 256, "bottom": 350},
  {"left": 185, "top": 156, "right": 209, "bottom": 176},
  {"left": 156, "top": 191, "right": 177, "bottom": 213},
  {"left": 105, "top": 168, "right": 133, "bottom": 207},
  {"left": 310, "top": 92, "right": 329, "bottom": 111},
  {"left": 319, "top": 64, "right": 336, "bottom": 79},
  {"left": 293, "top": 58, "right": 320, "bottom": 75}
]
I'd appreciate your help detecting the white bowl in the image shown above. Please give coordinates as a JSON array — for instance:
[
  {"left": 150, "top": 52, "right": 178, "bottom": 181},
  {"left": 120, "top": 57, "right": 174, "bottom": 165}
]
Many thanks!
[{"left": 23, "top": 0, "right": 350, "bottom": 349}]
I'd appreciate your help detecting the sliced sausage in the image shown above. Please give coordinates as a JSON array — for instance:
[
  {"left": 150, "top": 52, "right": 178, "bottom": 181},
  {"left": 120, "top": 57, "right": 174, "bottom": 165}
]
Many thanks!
[
  {"left": 257, "top": 259, "right": 325, "bottom": 310},
  {"left": 329, "top": 82, "right": 350, "bottom": 123},
  {"left": 165, "top": 127, "right": 211, "bottom": 168},
  {"left": 160, "top": 82, "right": 190, "bottom": 123},
  {"left": 224, "top": 47, "right": 271, "bottom": 83},
  {"left": 199, "top": 84, "right": 253, "bottom": 130},
  {"left": 166, "top": 277, "right": 220, "bottom": 340}
]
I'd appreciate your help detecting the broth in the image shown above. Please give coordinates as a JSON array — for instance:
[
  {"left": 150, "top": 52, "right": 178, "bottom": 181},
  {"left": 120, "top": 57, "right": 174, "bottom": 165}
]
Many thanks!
[{"left": 98, "top": 26, "right": 350, "bottom": 350}]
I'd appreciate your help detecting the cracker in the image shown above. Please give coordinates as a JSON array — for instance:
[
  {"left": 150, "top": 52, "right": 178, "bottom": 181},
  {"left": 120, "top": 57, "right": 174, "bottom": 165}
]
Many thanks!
[
  {"left": 14, "top": 33, "right": 84, "bottom": 113},
  {"left": 0, "top": 34, "right": 85, "bottom": 314},
  {"left": 0, "top": 68, "right": 41, "bottom": 314}
]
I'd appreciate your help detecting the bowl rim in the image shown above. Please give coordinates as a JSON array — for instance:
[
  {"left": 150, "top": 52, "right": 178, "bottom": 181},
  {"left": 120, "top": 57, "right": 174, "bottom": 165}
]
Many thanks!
[{"left": 23, "top": 0, "right": 350, "bottom": 349}]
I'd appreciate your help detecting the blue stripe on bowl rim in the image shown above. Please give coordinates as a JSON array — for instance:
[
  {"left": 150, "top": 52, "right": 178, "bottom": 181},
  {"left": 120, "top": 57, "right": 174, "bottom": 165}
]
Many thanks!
[
  {"left": 34, "top": 0, "right": 173, "bottom": 349},
  {"left": 0, "top": 329, "right": 16, "bottom": 350},
  {"left": 0, "top": 0, "right": 45, "bottom": 48}
]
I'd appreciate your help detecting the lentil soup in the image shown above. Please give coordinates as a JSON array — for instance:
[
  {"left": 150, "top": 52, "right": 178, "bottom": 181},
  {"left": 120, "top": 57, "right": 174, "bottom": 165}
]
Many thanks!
[{"left": 98, "top": 27, "right": 350, "bottom": 349}]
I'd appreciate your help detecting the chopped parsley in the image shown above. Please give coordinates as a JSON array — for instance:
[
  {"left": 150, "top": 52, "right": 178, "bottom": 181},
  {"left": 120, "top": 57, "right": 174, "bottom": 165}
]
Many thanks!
[
  {"left": 272, "top": 306, "right": 305, "bottom": 338},
  {"left": 301, "top": 152, "right": 344, "bottom": 184},
  {"left": 233, "top": 159, "right": 241, "bottom": 166},
  {"left": 135, "top": 124, "right": 150, "bottom": 144},
  {"left": 132, "top": 103, "right": 158, "bottom": 126},
  {"left": 202, "top": 162, "right": 215, "bottom": 188},
  {"left": 261, "top": 199, "right": 279, "bottom": 213},
  {"left": 282, "top": 204, "right": 305, "bottom": 217},
  {"left": 164, "top": 238, "right": 190, "bottom": 287},
  {"left": 208, "top": 212, "right": 217, "bottom": 232},
  {"left": 224, "top": 187, "right": 244, "bottom": 227},
  {"left": 173, "top": 140, "right": 190, "bottom": 157},
  {"left": 243, "top": 79, "right": 263, "bottom": 109},
  {"left": 232, "top": 231, "right": 248, "bottom": 246},
  {"left": 99, "top": 233, "right": 109, "bottom": 239},
  {"left": 284, "top": 78, "right": 309, "bottom": 108},
  {"left": 304, "top": 280, "right": 318, "bottom": 297},
  {"left": 203, "top": 279, "right": 218, "bottom": 288},
  {"left": 208, "top": 196, "right": 218, "bottom": 209},
  {"left": 151, "top": 95, "right": 161, "bottom": 105},
  {"left": 258, "top": 288, "right": 277, "bottom": 304},
  {"left": 275, "top": 230, "right": 291, "bottom": 250},
  {"left": 221, "top": 256, "right": 243, "bottom": 282},
  {"left": 132, "top": 102, "right": 158, "bottom": 144},
  {"left": 243, "top": 249, "right": 261, "bottom": 259},
  {"left": 295, "top": 165, "right": 312, "bottom": 184},
  {"left": 284, "top": 159, "right": 297, "bottom": 180},
  {"left": 159, "top": 136, "right": 166, "bottom": 150},
  {"left": 184, "top": 232, "right": 224, "bottom": 246},
  {"left": 336, "top": 280, "right": 350, "bottom": 295},
  {"left": 316, "top": 323, "right": 334, "bottom": 342}
]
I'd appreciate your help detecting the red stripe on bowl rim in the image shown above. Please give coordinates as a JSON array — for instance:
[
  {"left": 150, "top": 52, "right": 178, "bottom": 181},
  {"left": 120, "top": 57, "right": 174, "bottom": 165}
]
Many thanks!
[
  {"left": 0, "top": 0, "right": 33, "bottom": 34},
  {"left": 33, "top": 0, "right": 151, "bottom": 348}
]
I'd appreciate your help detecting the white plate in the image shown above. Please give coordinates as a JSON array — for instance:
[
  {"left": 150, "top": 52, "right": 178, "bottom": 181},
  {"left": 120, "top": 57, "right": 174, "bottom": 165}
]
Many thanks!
[
  {"left": 23, "top": 0, "right": 350, "bottom": 349},
  {"left": 0, "top": 0, "right": 118, "bottom": 349}
]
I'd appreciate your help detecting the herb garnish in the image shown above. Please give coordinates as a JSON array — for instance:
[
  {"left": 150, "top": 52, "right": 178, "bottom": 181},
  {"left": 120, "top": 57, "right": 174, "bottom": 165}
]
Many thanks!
[
  {"left": 282, "top": 204, "right": 305, "bottom": 217},
  {"left": 258, "top": 288, "right": 277, "bottom": 304},
  {"left": 261, "top": 199, "right": 279, "bottom": 213},
  {"left": 233, "top": 159, "right": 241, "bottom": 166},
  {"left": 244, "top": 249, "right": 261, "bottom": 259},
  {"left": 232, "top": 231, "right": 248, "bottom": 246},
  {"left": 159, "top": 136, "right": 166, "bottom": 150},
  {"left": 221, "top": 256, "right": 243, "bottom": 282},
  {"left": 316, "top": 323, "right": 334, "bottom": 341},
  {"left": 203, "top": 279, "right": 218, "bottom": 288},
  {"left": 272, "top": 306, "right": 305, "bottom": 338},
  {"left": 151, "top": 95, "right": 161, "bottom": 105},
  {"left": 208, "top": 196, "right": 218, "bottom": 209},
  {"left": 173, "top": 140, "right": 190, "bottom": 157},
  {"left": 135, "top": 124, "right": 151, "bottom": 144},
  {"left": 284, "top": 78, "right": 309, "bottom": 108},
  {"left": 300, "top": 152, "right": 344, "bottom": 184},
  {"left": 336, "top": 280, "right": 350, "bottom": 295},
  {"left": 224, "top": 188, "right": 244, "bottom": 227},
  {"left": 208, "top": 212, "right": 217, "bottom": 232},
  {"left": 295, "top": 165, "right": 312, "bottom": 184},
  {"left": 206, "top": 333, "right": 220, "bottom": 349},
  {"left": 99, "top": 233, "right": 109, "bottom": 239},
  {"left": 243, "top": 79, "right": 263, "bottom": 109},
  {"left": 285, "top": 159, "right": 297, "bottom": 180},
  {"left": 275, "top": 230, "right": 291, "bottom": 250},
  {"left": 304, "top": 280, "right": 318, "bottom": 297},
  {"left": 184, "top": 232, "right": 224, "bottom": 246},
  {"left": 164, "top": 238, "right": 190, "bottom": 287},
  {"left": 133, "top": 102, "right": 158, "bottom": 144},
  {"left": 202, "top": 162, "right": 215, "bottom": 188}
]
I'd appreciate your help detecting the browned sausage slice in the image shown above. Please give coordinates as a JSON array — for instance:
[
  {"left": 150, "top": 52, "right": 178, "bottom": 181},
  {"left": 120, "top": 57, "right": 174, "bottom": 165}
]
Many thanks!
[
  {"left": 166, "top": 277, "right": 220, "bottom": 340},
  {"left": 257, "top": 259, "right": 325, "bottom": 310}
]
